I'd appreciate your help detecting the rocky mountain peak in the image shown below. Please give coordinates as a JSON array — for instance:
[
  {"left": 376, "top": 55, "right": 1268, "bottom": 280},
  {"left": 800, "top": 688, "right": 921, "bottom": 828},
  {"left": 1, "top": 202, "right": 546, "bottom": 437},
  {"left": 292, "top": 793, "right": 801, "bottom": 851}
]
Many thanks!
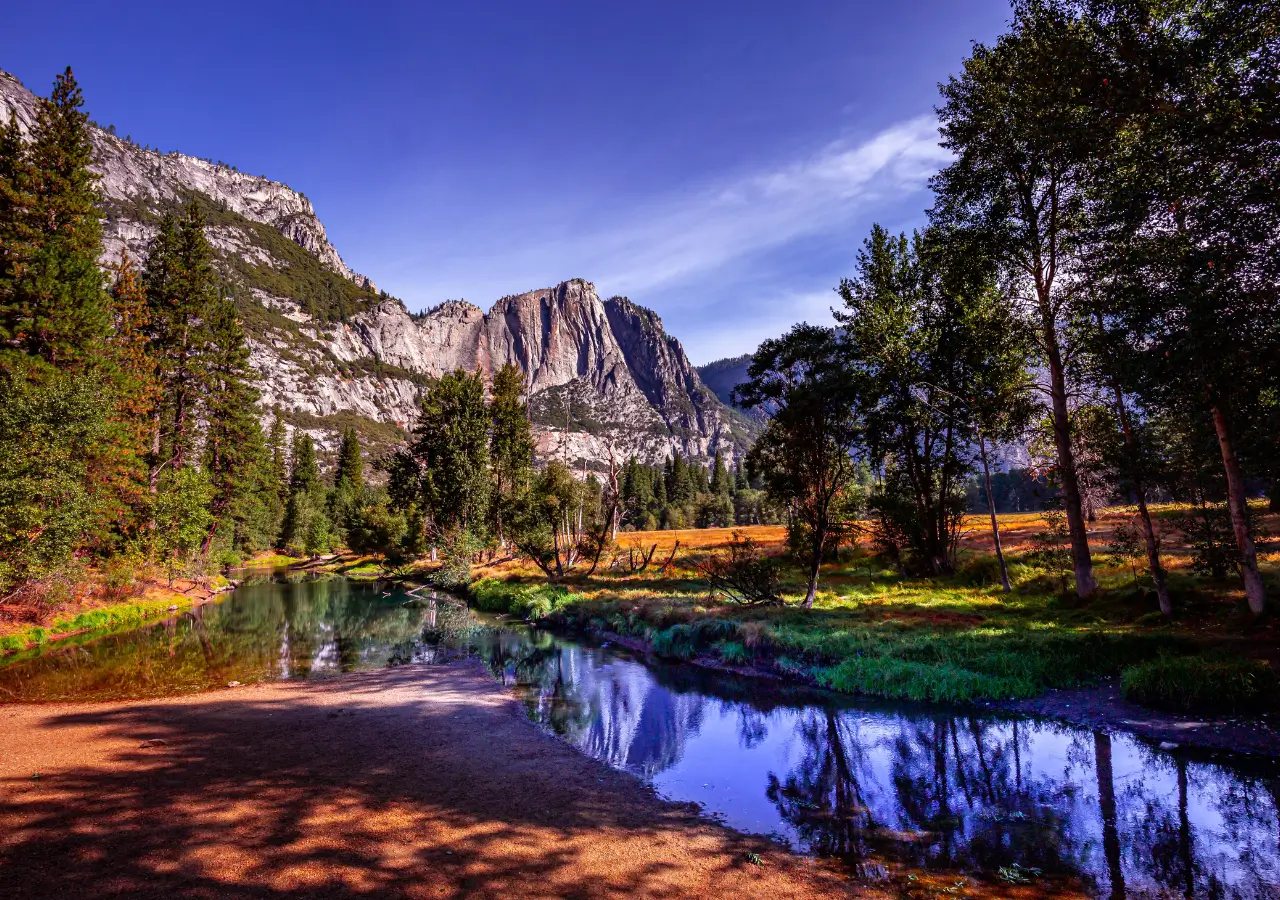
[{"left": 0, "top": 65, "right": 753, "bottom": 468}]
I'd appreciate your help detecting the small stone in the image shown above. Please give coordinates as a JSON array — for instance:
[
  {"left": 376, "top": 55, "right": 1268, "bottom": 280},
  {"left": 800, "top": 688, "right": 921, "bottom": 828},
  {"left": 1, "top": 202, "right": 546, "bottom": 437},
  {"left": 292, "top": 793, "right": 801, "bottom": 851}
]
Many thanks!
[
  {"left": 167, "top": 604, "right": 179, "bottom": 611},
  {"left": 1159, "top": 741, "right": 1179, "bottom": 751},
  {"left": 227, "top": 680, "right": 242, "bottom": 687}
]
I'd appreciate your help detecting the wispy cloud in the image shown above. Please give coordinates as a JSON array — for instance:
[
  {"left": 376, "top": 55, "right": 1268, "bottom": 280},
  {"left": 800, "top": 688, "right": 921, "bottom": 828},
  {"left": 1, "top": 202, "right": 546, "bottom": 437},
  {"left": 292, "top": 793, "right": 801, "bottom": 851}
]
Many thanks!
[
  {"left": 589, "top": 115, "right": 948, "bottom": 292},
  {"left": 375, "top": 113, "right": 948, "bottom": 360}
]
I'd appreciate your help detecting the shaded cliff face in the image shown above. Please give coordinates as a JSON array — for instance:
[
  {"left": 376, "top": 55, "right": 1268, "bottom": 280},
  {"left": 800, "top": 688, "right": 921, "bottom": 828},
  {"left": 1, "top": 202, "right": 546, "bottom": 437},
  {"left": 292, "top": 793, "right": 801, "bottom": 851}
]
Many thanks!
[
  {"left": 696, "top": 354, "right": 769, "bottom": 424},
  {"left": 0, "top": 68, "right": 748, "bottom": 467}
]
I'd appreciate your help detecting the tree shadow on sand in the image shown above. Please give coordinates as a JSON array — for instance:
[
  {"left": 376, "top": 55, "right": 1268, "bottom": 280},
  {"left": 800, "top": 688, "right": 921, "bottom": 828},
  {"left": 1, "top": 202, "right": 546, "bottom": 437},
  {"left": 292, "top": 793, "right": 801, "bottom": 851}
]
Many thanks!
[{"left": 0, "top": 665, "right": 839, "bottom": 900}]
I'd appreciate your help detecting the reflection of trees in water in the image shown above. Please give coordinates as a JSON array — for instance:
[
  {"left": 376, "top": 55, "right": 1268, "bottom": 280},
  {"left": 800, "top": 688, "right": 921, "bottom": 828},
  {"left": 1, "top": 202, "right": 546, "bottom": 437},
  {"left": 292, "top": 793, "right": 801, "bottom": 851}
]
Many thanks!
[
  {"left": 766, "top": 711, "right": 1084, "bottom": 880},
  {"left": 1118, "top": 745, "right": 1280, "bottom": 900},
  {"left": 0, "top": 579, "right": 438, "bottom": 700},
  {"left": 766, "top": 708, "right": 877, "bottom": 861},
  {"left": 760, "top": 710, "right": 1280, "bottom": 898}
]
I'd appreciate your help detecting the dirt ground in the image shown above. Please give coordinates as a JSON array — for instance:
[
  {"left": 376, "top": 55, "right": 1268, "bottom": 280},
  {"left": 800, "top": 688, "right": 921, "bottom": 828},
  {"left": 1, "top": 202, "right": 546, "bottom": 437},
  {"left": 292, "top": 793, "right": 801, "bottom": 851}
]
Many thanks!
[{"left": 0, "top": 660, "right": 877, "bottom": 900}]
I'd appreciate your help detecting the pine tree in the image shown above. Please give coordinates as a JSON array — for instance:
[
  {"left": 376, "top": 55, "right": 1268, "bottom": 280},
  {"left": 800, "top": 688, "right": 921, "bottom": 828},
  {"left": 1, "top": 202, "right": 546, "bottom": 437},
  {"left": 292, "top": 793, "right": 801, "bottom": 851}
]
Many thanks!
[
  {"left": 0, "top": 68, "right": 110, "bottom": 375},
  {"left": 200, "top": 297, "right": 263, "bottom": 555},
  {"left": 98, "top": 252, "right": 158, "bottom": 538},
  {"left": 281, "top": 432, "right": 330, "bottom": 556},
  {"left": 266, "top": 414, "right": 289, "bottom": 504},
  {"left": 0, "top": 69, "right": 131, "bottom": 590},
  {"left": 709, "top": 451, "right": 729, "bottom": 496},
  {"left": 144, "top": 203, "right": 220, "bottom": 474},
  {"left": 489, "top": 363, "right": 534, "bottom": 543},
  {"left": 0, "top": 113, "right": 36, "bottom": 340},
  {"left": 334, "top": 428, "right": 364, "bottom": 495},
  {"left": 329, "top": 428, "right": 364, "bottom": 538},
  {"left": 409, "top": 369, "right": 491, "bottom": 537}
]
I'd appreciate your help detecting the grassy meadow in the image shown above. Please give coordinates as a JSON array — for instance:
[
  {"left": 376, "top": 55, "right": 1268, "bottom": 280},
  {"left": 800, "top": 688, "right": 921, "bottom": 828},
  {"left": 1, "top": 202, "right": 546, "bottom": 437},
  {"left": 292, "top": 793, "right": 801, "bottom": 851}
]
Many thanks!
[{"left": 470, "top": 506, "right": 1280, "bottom": 712}]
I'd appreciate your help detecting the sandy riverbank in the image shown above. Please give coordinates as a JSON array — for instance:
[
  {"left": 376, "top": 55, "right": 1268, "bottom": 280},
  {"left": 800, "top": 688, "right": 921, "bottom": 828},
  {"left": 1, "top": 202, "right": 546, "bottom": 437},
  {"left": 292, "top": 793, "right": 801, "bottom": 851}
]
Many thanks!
[{"left": 0, "top": 660, "right": 877, "bottom": 900}]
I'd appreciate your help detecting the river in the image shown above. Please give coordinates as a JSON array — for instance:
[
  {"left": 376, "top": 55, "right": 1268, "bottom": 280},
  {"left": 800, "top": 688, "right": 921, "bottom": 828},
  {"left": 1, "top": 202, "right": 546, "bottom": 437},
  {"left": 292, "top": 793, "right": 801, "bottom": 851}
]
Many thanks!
[{"left": 1, "top": 575, "right": 1277, "bottom": 898}]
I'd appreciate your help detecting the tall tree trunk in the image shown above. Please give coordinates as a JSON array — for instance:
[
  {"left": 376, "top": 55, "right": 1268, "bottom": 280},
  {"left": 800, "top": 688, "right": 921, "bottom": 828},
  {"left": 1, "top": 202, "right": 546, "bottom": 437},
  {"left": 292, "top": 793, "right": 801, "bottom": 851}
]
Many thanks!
[
  {"left": 1210, "top": 403, "right": 1267, "bottom": 615},
  {"left": 803, "top": 525, "right": 824, "bottom": 609},
  {"left": 979, "top": 434, "right": 1011, "bottom": 592},
  {"left": 1044, "top": 330, "right": 1097, "bottom": 597},
  {"left": 1176, "top": 757, "right": 1194, "bottom": 899},
  {"left": 1093, "top": 311, "right": 1171, "bottom": 614},
  {"left": 1105, "top": 406, "right": 1169, "bottom": 610},
  {"left": 1094, "top": 731, "right": 1126, "bottom": 900}
]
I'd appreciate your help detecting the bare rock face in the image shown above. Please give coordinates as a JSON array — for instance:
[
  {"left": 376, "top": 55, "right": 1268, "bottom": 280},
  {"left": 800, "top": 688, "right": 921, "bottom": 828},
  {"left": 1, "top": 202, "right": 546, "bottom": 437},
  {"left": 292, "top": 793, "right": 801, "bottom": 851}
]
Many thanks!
[{"left": 0, "top": 68, "right": 750, "bottom": 467}]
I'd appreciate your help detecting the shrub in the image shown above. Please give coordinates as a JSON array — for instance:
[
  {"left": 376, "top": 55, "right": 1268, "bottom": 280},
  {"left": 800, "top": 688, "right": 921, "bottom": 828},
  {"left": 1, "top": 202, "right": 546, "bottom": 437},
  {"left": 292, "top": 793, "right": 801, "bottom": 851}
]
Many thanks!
[
  {"left": 693, "top": 532, "right": 782, "bottom": 605},
  {"left": 215, "top": 549, "right": 243, "bottom": 571},
  {"left": 1173, "top": 504, "right": 1240, "bottom": 579},
  {"left": 956, "top": 553, "right": 1006, "bottom": 588},
  {"left": 651, "top": 618, "right": 743, "bottom": 660},
  {"left": 1121, "top": 654, "right": 1279, "bottom": 715},
  {"left": 432, "top": 528, "right": 483, "bottom": 590}
]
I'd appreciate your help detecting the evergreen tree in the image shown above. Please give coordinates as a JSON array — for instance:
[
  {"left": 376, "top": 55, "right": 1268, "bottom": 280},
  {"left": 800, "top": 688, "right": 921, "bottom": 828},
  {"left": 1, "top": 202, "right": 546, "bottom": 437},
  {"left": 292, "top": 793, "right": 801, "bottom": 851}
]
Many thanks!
[
  {"left": 409, "top": 369, "right": 491, "bottom": 536},
  {"left": 144, "top": 203, "right": 220, "bottom": 474},
  {"left": 0, "top": 68, "right": 127, "bottom": 590},
  {"left": 334, "top": 428, "right": 364, "bottom": 495},
  {"left": 488, "top": 363, "right": 534, "bottom": 543},
  {"left": 200, "top": 298, "right": 264, "bottom": 555},
  {"left": 281, "top": 432, "right": 331, "bottom": 556},
  {"left": 99, "top": 252, "right": 158, "bottom": 539},
  {"left": 0, "top": 68, "right": 110, "bottom": 375},
  {"left": 329, "top": 427, "right": 364, "bottom": 537},
  {"left": 709, "top": 451, "right": 729, "bottom": 496},
  {"left": 266, "top": 414, "right": 289, "bottom": 507}
]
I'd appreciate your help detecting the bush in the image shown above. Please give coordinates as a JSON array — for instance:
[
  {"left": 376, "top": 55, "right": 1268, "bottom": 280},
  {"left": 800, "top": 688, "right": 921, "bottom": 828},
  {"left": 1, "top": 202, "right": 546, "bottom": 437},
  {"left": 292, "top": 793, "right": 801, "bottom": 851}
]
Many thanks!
[
  {"left": 693, "top": 531, "right": 782, "bottom": 605},
  {"left": 215, "top": 549, "right": 243, "bottom": 571},
  {"left": 956, "top": 553, "right": 1006, "bottom": 588},
  {"left": 651, "top": 623, "right": 698, "bottom": 659},
  {"left": 432, "top": 528, "right": 483, "bottom": 590},
  {"left": 1121, "top": 654, "right": 1279, "bottom": 715}
]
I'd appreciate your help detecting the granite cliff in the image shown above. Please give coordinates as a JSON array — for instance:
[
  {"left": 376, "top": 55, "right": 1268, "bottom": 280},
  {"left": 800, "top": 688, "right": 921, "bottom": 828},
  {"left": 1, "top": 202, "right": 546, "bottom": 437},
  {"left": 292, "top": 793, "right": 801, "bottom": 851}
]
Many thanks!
[{"left": 0, "top": 68, "right": 750, "bottom": 468}]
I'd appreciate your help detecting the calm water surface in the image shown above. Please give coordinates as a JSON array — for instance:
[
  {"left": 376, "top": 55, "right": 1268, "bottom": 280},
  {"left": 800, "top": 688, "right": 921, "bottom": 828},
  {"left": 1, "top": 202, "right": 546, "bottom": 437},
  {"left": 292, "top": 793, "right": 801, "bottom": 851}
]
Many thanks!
[{"left": 2, "top": 576, "right": 1278, "bottom": 898}]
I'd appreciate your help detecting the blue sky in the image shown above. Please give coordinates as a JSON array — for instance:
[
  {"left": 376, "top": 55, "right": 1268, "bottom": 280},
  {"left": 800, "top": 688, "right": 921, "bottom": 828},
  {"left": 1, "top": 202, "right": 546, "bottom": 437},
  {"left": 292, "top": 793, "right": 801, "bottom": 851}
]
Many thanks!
[{"left": 5, "top": 1, "right": 1011, "bottom": 363}]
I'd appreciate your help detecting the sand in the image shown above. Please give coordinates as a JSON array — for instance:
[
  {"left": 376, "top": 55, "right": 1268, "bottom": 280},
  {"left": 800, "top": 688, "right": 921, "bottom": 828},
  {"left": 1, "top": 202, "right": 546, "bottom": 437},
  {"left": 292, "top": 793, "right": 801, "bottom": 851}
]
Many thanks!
[{"left": 0, "top": 660, "right": 873, "bottom": 900}]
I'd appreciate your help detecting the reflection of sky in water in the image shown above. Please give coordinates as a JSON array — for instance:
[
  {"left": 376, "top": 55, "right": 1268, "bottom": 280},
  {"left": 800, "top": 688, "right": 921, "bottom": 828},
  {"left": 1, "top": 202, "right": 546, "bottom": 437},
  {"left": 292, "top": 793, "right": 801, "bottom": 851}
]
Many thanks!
[
  {"left": 4, "top": 578, "right": 1278, "bottom": 898},
  {"left": 517, "top": 647, "right": 1280, "bottom": 898}
]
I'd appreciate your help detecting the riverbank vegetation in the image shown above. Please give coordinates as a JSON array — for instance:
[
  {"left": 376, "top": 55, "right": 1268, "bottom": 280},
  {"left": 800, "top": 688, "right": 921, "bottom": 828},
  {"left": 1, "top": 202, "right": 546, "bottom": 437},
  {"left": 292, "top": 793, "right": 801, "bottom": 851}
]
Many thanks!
[{"left": 467, "top": 518, "right": 1278, "bottom": 707}]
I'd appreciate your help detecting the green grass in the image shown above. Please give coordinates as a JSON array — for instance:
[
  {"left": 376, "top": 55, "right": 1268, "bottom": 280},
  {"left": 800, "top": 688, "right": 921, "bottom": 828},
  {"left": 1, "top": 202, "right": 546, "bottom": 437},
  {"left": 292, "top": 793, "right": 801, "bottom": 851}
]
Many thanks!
[
  {"left": 519, "top": 549, "right": 1264, "bottom": 705},
  {"left": 0, "top": 593, "right": 207, "bottom": 657},
  {"left": 1121, "top": 654, "right": 1280, "bottom": 715},
  {"left": 469, "top": 578, "right": 580, "bottom": 620}
]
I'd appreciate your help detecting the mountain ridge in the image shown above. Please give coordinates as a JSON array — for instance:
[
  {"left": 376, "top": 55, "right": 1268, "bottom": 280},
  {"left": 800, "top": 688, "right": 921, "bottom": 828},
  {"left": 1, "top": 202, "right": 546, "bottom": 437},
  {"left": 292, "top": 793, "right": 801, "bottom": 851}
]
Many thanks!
[{"left": 0, "top": 67, "right": 749, "bottom": 468}]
